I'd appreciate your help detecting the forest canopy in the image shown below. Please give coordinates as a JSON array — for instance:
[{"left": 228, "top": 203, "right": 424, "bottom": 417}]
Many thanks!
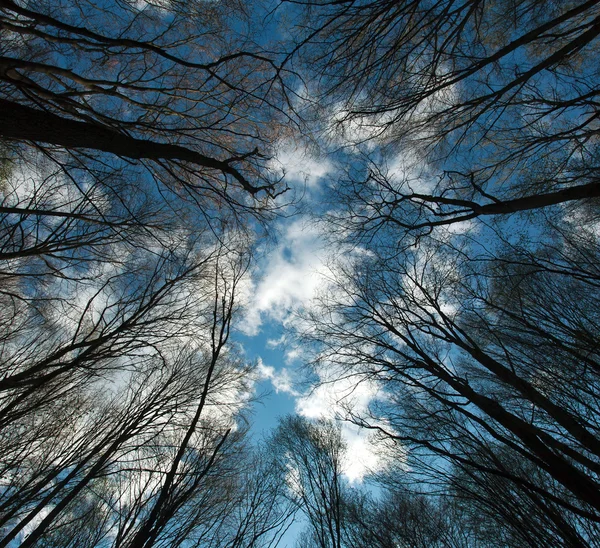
[{"left": 1, "top": 0, "right": 599, "bottom": 546}]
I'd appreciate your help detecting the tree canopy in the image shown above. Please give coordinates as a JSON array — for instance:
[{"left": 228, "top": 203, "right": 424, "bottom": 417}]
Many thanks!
[{"left": 1, "top": 0, "right": 600, "bottom": 546}]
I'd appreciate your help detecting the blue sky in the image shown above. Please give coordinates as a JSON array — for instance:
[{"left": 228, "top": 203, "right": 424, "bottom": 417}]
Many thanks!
[
  {"left": 223, "top": 88, "right": 497, "bottom": 495},
  {"left": 237, "top": 320, "right": 298, "bottom": 435},
  {"left": 227, "top": 133, "right": 397, "bottom": 487}
]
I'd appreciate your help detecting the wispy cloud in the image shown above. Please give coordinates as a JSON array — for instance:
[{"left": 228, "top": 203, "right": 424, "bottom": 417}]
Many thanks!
[
  {"left": 269, "top": 140, "right": 333, "bottom": 191},
  {"left": 240, "top": 218, "right": 330, "bottom": 335},
  {"left": 255, "top": 357, "right": 300, "bottom": 396}
]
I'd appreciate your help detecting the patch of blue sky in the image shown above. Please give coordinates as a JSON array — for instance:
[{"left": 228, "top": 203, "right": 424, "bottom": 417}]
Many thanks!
[{"left": 236, "top": 318, "right": 299, "bottom": 434}]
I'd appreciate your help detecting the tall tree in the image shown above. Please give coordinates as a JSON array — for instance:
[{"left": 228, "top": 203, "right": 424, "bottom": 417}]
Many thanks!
[
  {"left": 271, "top": 416, "right": 346, "bottom": 548},
  {"left": 0, "top": 243, "right": 265, "bottom": 547},
  {"left": 285, "top": 1, "right": 600, "bottom": 545},
  {"left": 290, "top": 0, "right": 600, "bottom": 242},
  {"left": 299, "top": 213, "right": 600, "bottom": 544},
  {"left": 0, "top": 0, "right": 292, "bottom": 544},
  {"left": 0, "top": 0, "right": 290, "bottom": 205}
]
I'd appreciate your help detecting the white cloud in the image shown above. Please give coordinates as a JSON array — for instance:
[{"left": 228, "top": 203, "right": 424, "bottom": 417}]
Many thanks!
[
  {"left": 239, "top": 228, "right": 391, "bottom": 480},
  {"left": 240, "top": 218, "right": 330, "bottom": 335},
  {"left": 255, "top": 357, "right": 299, "bottom": 396},
  {"left": 284, "top": 347, "right": 302, "bottom": 364},
  {"left": 563, "top": 203, "right": 600, "bottom": 241},
  {"left": 341, "top": 422, "right": 387, "bottom": 483},
  {"left": 266, "top": 334, "right": 288, "bottom": 348},
  {"left": 127, "top": 0, "right": 172, "bottom": 11},
  {"left": 295, "top": 369, "right": 377, "bottom": 421},
  {"left": 295, "top": 369, "right": 389, "bottom": 482},
  {"left": 269, "top": 140, "right": 333, "bottom": 190},
  {"left": 386, "top": 149, "right": 436, "bottom": 195}
]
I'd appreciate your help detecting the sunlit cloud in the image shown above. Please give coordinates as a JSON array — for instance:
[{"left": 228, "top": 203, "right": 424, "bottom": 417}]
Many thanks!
[
  {"left": 295, "top": 368, "right": 389, "bottom": 482},
  {"left": 240, "top": 218, "right": 330, "bottom": 335},
  {"left": 269, "top": 140, "right": 333, "bottom": 191},
  {"left": 255, "top": 357, "right": 300, "bottom": 396}
]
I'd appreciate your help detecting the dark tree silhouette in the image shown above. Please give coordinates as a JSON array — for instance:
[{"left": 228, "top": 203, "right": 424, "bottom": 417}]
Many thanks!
[
  {"left": 299, "top": 213, "right": 600, "bottom": 544},
  {"left": 271, "top": 416, "right": 346, "bottom": 548},
  {"left": 290, "top": 0, "right": 600, "bottom": 240},
  {"left": 0, "top": 0, "right": 290, "bottom": 205}
]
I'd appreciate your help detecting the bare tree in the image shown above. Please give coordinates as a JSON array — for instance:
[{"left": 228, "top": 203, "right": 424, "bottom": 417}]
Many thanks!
[
  {"left": 0, "top": 244, "right": 281, "bottom": 548},
  {"left": 0, "top": 1, "right": 301, "bottom": 544},
  {"left": 279, "top": 3, "right": 600, "bottom": 543},
  {"left": 288, "top": 0, "right": 600, "bottom": 241},
  {"left": 224, "top": 442, "right": 298, "bottom": 548},
  {"left": 298, "top": 208, "right": 600, "bottom": 544},
  {"left": 271, "top": 416, "right": 346, "bottom": 548},
  {"left": 343, "top": 486, "right": 482, "bottom": 548},
  {"left": 0, "top": 0, "right": 291, "bottom": 206}
]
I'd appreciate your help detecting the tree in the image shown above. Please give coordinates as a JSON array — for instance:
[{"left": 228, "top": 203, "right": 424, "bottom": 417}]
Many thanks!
[
  {"left": 270, "top": 416, "right": 346, "bottom": 548},
  {"left": 224, "top": 443, "right": 298, "bottom": 548},
  {"left": 343, "top": 486, "right": 480, "bottom": 548},
  {"left": 283, "top": 2, "right": 600, "bottom": 544},
  {"left": 0, "top": 0, "right": 290, "bottom": 206},
  {"left": 269, "top": 416, "right": 495, "bottom": 548},
  {"left": 0, "top": 1, "right": 298, "bottom": 544},
  {"left": 299, "top": 212, "right": 600, "bottom": 544},
  {"left": 0, "top": 242, "right": 267, "bottom": 547},
  {"left": 289, "top": 0, "right": 600, "bottom": 242}
]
